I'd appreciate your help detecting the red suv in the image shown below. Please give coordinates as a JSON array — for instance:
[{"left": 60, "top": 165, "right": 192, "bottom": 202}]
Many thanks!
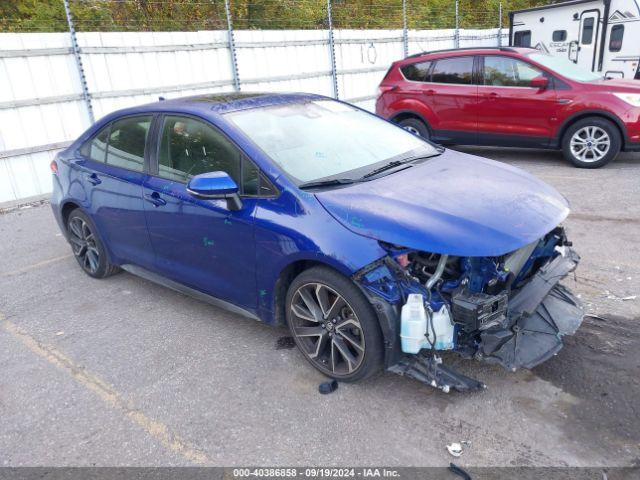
[{"left": 376, "top": 47, "right": 640, "bottom": 168}]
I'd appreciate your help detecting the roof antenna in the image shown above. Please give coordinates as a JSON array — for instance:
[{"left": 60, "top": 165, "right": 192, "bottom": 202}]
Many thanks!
[{"left": 158, "top": 96, "right": 165, "bottom": 101}]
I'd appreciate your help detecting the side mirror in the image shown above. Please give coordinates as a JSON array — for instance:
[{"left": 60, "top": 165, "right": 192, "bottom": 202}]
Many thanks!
[
  {"left": 530, "top": 75, "right": 549, "bottom": 90},
  {"left": 187, "top": 171, "right": 242, "bottom": 210}
]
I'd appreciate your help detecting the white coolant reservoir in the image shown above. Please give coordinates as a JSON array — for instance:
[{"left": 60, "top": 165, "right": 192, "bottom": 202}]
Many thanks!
[
  {"left": 400, "top": 294, "right": 455, "bottom": 353},
  {"left": 430, "top": 306, "right": 455, "bottom": 351},
  {"left": 400, "top": 294, "right": 429, "bottom": 354}
]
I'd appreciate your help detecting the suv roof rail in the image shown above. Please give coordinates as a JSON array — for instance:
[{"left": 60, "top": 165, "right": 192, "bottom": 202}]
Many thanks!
[{"left": 406, "top": 46, "right": 518, "bottom": 59}]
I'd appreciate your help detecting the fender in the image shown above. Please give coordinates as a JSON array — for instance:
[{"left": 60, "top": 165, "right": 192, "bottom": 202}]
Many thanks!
[
  {"left": 387, "top": 98, "right": 438, "bottom": 130},
  {"left": 554, "top": 109, "right": 629, "bottom": 148}
]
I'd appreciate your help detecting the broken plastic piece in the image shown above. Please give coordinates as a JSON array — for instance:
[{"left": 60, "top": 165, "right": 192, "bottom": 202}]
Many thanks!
[
  {"left": 389, "top": 353, "right": 486, "bottom": 392},
  {"left": 319, "top": 379, "right": 338, "bottom": 395},
  {"left": 447, "top": 443, "right": 463, "bottom": 457}
]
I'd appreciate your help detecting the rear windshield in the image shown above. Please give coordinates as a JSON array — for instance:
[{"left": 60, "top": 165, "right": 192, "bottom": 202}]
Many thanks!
[{"left": 527, "top": 52, "right": 602, "bottom": 82}]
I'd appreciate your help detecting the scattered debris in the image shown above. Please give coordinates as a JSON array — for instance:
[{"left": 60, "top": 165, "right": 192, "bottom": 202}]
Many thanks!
[
  {"left": 55, "top": 331, "right": 64, "bottom": 336},
  {"left": 446, "top": 442, "right": 463, "bottom": 457},
  {"left": 275, "top": 336, "right": 295, "bottom": 350},
  {"left": 319, "top": 379, "right": 338, "bottom": 395},
  {"left": 603, "top": 290, "right": 637, "bottom": 301},
  {"left": 448, "top": 463, "right": 472, "bottom": 480}
]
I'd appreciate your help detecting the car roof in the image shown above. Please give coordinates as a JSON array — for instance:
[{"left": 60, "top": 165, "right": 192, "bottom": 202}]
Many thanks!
[
  {"left": 156, "top": 91, "right": 325, "bottom": 113},
  {"left": 401, "top": 47, "right": 537, "bottom": 63},
  {"left": 105, "top": 91, "right": 326, "bottom": 121}
]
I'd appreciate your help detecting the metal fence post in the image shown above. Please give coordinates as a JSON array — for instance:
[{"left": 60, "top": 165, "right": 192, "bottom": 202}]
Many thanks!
[
  {"left": 402, "top": 0, "right": 408, "bottom": 58},
  {"left": 62, "top": 0, "right": 94, "bottom": 123},
  {"left": 224, "top": 0, "right": 240, "bottom": 91},
  {"left": 498, "top": 2, "right": 503, "bottom": 47},
  {"left": 327, "top": 0, "right": 339, "bottom": 99},
  {"left": 454, "top": 0, "right": 460, "bottom": 49}
]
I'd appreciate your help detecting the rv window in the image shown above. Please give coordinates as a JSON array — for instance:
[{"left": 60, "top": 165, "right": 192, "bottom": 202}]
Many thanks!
[
  {"left": 609, "top": 25, "right": 624, "bottom": 52},
  {"left": 581, "top": 17, "right": 594, "bottom": 45},
  {"left": 552, "top": 30, "right": 567, "bottom": 42},
  {"left": 400, "top": 61, "right": 432, "bottom": 82},
  {"left": 513, "top": 30, "right": 531, "bottom": 47}
]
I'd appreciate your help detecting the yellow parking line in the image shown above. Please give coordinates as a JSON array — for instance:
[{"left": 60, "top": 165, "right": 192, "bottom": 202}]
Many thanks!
[
  {"left": 1, "top": 315, "right": 209, "bottom": 465},
  {"left": 1, "top": 254, "right": 74, "bottom": 278}
]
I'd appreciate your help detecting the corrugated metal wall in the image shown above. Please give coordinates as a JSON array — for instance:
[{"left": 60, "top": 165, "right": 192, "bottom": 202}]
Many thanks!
[{"left": 0, "top": 28, "right": 506, "bottom": 204}]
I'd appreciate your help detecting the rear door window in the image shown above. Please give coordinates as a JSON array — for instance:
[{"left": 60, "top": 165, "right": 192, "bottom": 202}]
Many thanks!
[
  {"left": 430, "top": 57, "right": 474, "bottom": 84},
  {"left": 400, "top": 61, "right": 431, "bottom": 82},
  {"left": 80, "top": 125, "right": 109, "bottom": 163},
  {"left": 483, "top": 56, "right": 543, "bottom": 87},
  {"left": 105, "top": 115, "right": 152, "bottom": 172}
]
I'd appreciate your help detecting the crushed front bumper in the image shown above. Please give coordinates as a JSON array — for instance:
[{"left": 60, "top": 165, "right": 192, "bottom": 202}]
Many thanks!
[
  {"left": 355, "top": 247, "right": 583, "bottom": 392},
  {"left": 479, "top": 248, "right": 583, "bottom": 370}
]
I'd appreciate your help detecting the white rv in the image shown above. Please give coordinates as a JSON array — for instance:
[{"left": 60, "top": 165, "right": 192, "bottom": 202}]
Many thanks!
[{"left": 509, "top": 0, "right": 640, "bottom": 79}]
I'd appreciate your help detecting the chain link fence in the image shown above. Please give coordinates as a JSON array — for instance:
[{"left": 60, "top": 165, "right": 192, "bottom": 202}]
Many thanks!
[{"left": 0, "top": 0, "right": 524, "bottom": 203}]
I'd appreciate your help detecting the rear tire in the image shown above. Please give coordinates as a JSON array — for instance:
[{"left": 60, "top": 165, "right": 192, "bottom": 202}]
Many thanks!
[
  {"left": 285, "top": 266, "right": 384, "bottom": 382},
  {"left": 561, "top": 117, "right": 621, "bottom": 168},
  {"left": 398, "top": 117, "right": 430, "bottom": 139},
  {"left": 67, "top": 209, "right": 119, "bottom": 279}
]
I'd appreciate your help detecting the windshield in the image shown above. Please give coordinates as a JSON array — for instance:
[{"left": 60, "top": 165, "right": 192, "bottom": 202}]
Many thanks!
[
  {"left": 224, "top": 100, "right": 438, "bottom": 184},
  {"left": 527, "top": 52, "right": 603, "bottom": 82}
]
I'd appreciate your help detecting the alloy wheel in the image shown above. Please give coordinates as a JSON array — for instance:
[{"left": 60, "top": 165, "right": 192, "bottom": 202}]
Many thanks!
[
  {"left": 570, "top": 126, "right": 610, "bottom": 163},
  {"left": 403, "top": 125, "right": 421, "bottom": 136},
  {"left": 68, "top": 217, "right": 100, "bottom": 274},
  {"left": 290, "top": 282, "right": 365, "bottom": 376}
]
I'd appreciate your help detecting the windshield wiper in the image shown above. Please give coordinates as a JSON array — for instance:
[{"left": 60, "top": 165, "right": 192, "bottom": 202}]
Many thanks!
[
  {"left": 298, "top": 178, "right": 357, "bottom": 190},
  {"left": 361, "top": 152, "right": 439, "bottom": 180}
]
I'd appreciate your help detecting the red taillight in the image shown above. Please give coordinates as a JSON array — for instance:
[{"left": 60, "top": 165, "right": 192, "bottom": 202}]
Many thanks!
[
  {"left": 378, "top": 85, "right": 397, "bottom": 97},
  {"left": 50, "top": 160, "right": 58, "bottom": 174}
]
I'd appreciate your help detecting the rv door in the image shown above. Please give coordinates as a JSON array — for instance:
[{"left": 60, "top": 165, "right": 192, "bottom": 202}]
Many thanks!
[{"left": 576, "top": 11, "right": 600, "bottom": 71}]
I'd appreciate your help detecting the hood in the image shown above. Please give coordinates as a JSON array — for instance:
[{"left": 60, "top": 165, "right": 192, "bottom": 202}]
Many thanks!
[
  {"left": 590, "top": 78, "right": 640, "bottom": 93},
  {"left": 314, "top": 150, "right": 569, "bottom": 257}
]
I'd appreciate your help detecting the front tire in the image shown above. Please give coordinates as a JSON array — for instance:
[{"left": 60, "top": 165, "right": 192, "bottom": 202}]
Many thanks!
[
  {"left": 285, "top": 266, "right": 384, "bottom": 382},
  {"left": 562, "top": 117, "right": 621, "bottom": 168},
  {"left": 67, "top": 209, "right": 119, "bottom": 278},
  {"left": 398, "top": 117, "right": 430, "bottom": 139}
]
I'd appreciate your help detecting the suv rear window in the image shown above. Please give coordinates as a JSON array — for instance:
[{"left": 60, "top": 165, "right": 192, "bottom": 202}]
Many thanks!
[
  {"left": 430, "top": 57, "right": 473, "bottom": 85},
  {"left": 400, "top": 61, "right": 431, "bottom": 82}
]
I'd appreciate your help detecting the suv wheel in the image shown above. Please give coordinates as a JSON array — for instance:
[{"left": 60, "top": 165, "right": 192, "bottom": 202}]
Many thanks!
[
  {"left": 285, "top": 266, "right": 383, "bottom": 382},
  {"left": 562, "top": 117, "right": 621, "bottom": 168},
  {"left": 398, "top": 117, "right": 430, "bottom": 139},
  {"left": 67, "top": 209, "right": 119, "bottom": 278}
]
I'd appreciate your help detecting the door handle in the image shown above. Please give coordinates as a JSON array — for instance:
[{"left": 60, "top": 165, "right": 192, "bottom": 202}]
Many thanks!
[
  {"left": 144, "top": 192, "right": 167, "bottom": 207},
  {"left": 423, "top": 89, "right": 436, "bottom": 96},
  {"left": 486, "top": 92, "right": 499, "bottom": 100},
  {"left": 86, "top": 173, "right": 101, "bottom": 186}
]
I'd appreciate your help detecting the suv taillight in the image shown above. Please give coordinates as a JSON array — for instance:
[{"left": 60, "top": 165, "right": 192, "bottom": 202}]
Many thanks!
[
  {"left": 378, "top": 85, "right": 397, "bottom": 97},
  {"left": 50, "top": 160, "right": 58, "bottom": 174}
]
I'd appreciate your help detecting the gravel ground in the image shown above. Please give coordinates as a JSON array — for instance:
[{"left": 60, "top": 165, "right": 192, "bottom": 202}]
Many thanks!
[{"left": 0, "top": 147, "right": 638, "bottom": 468}]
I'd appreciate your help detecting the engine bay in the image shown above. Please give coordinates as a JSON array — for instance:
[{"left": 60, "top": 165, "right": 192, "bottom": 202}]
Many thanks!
[{"left": 353, "top": 226, "right": 584, "bottom": 392}]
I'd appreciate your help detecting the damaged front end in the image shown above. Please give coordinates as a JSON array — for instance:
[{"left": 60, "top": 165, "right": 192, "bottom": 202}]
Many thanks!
[{"left": 353, "top": 226, "right": 583, "bottom": 393}]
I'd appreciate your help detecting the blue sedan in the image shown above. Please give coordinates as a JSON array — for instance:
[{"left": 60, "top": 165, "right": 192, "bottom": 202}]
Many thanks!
[{"left": 50, "top": 93, "right": 583, "bottom": 392}]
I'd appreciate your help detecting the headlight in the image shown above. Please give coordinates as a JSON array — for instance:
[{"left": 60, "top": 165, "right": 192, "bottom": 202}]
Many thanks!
[{"left": 613, "top": 92, "right": 640, "bottom": 107}]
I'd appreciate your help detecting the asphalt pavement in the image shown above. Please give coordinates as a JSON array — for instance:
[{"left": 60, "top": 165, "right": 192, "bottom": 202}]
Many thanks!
[{"left": 1, "top": 148, "right": 639, "bottom": 467}]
